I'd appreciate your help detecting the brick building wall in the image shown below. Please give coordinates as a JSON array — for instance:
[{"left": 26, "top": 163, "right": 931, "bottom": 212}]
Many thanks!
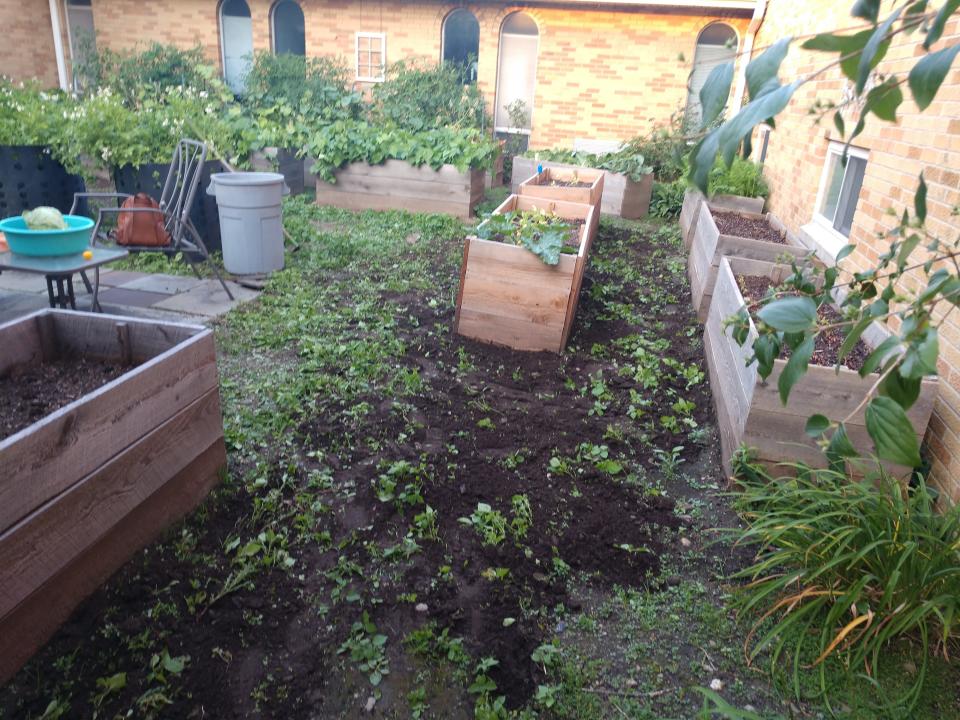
[
  {"left": 753, "top": 0, "right": 960, "bottom": 499},
  {"left": 0, "top": 0, "right": 61, "bottom": 87},
  {"left": 4, "top": 0, "right": 750, "bottom": 148}
]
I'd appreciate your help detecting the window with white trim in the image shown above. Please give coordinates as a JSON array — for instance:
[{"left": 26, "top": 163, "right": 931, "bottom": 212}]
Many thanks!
[
  {"left": 815, "top": 142, "right": 868, "bottom": 238},
  {"left": 355, "top": 32, "right": 386, "bottom": 82}
]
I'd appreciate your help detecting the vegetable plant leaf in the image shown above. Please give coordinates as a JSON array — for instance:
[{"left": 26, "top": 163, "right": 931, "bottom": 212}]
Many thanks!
[
  {"left": 909, "top": 44, "right": 960, "bottom": 110},
  {"left": 778, "top": 334, "right": 814, "bottom": 405},
  {"left": 745, "top": 38, "right": 792, "bottom": 101},
  {"left": 865, "top": 396, "right": 921, "bottom": 467},
  {"left": 757, "top": 296, "right": 818, "bottom": 333},
  {"left": 522, "top": 226, "right": 565, "bottom": 266},
  {"left": 699, "top": 62, "right": 735, "bottom": 129},
  {"left": 805, "top": 413, "right": 831, "bottom": 436}
]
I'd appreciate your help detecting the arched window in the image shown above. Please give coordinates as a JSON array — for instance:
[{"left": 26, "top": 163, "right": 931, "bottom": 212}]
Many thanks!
[
  {"left": 272, "top": 0, "right": 305, "bottom": 56},
  {"left": 442, "top": 9, "right": 480, "bottom": 83},
  {"left": 686, "top": 23, "right": 738, "bottom": 126},
  {"left": 495, "top": 12, "right": 538, "bottom": 131},
  {"left": 220, "top": 0, "right": 253, "bottom": 94}
]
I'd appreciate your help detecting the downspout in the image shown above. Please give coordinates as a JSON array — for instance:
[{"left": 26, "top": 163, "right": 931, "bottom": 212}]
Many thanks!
[
  {"left": 730, "top": 0, "right": 767, "bottom": 113},
  {"left": 48, "top": 0, "right": 69, "bottom": 90}
]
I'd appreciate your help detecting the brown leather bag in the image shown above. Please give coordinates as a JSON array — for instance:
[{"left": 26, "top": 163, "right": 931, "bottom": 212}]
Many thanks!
[{"left": 116, "top": 193, "right": 171, "bottom": 247}]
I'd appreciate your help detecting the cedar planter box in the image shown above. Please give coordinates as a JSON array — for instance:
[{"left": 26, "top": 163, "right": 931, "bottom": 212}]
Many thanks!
[
  {"left": 511, "top": 156, "right": 652, "bottom": 219},
  {"left": 518, "top": 166, "right": 604, "bottom": 211},
  {"left": 688, "top": 201, "right": 809, "bottom": 321},
  {"left": 680, "top": 188, "right": 766, "bottom": 249},
  {"left": 455, "top": 194, "right": 598, "bottom": 353},
  {"left": 0, "top": 309, "right": 227, "bottom": 683},
  {"left": 704, "top": 256, "right": 937, "bottom": 477},
  {"left": 316, "top": 160, "right": 486, "bottom": 219}
]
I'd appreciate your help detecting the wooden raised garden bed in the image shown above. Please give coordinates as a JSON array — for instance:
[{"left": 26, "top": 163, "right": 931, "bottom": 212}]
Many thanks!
[
  {"left": 688, "top": 200, "right": 809, "bottom": 321},
  {"left": 680, "top": 187, "right": 767, "bottom": 249},
  {"left": 704, "top": 256, "right": 937, "bottom": 477},
  {"left": 455, "top": 195, "right": 597, "bottom": 353},
  {"left": 0, "top": 309, "right": 227, "bottom": 682},
  {"left": 315, "top": 160, "right": 486, "bottom": 218},
  {"left": 511, "top": 156, "right": 652, "bottom": 219},
  {"left": 518, "top": 166, "right": 604, "bottom": 210}
]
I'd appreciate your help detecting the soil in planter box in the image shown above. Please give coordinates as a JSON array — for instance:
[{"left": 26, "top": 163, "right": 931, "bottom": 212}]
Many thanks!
[
  {"left": 0, "top": 357, "right": 133, "bottom": 439},
  {"left": 714, "top": 210, "right": 785, "bottom": 244},
  {"left": 738, "top": 275, "right": 871, "bottom": 372},
  {"left": 545, "top": 180, "right": 593, "bottom": 188}
]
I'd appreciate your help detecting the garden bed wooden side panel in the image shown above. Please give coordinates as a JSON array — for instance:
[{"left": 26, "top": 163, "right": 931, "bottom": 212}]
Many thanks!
[
  {"left": 688, "top": 204, "right": 810, "bottom": 322},
  {"left": 511, "top": 156, "right": 652, "bottom": 218},
  {"left": 315, "top": 160, "right": 485, "bottom": 218},
  {"left": 680, "top": 188, "right": 705, "bottom": 249},
  {"left": 518, "top": 167, "right": 604, "bottom": 210},
  {"left": 705, "top": 258, "right": 938, "bottom": 476}
]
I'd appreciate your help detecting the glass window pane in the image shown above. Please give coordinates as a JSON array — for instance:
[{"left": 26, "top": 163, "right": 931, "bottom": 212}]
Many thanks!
[
  {"left": 834, "top": 156, "right": 866, "bottom": 236},
  {"left": 819, "top": 152, "right": 845, "bottom": 223},
  {"left": 273, "top": 0, "right": 305, "bottom": 56}
]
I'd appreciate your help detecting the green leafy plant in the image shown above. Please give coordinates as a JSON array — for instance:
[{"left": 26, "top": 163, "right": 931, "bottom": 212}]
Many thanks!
[
  {"left": 458, "top": 503, "right": 507, "bottom": 546},
  {"left": 731, "top": 461, "right": 960, "bottom": 714},
  {"left": 650, "top": 178, "right": 688, "bottom": 218},
  {"left": 707, "top": 156, "right": 768, "bottom": 199},
  {"left": 689, "top": 1, "right": 960, "bottom": 466},
  {"left": 338, "top": 611, "right": 390, "bottom": 687},
  {"left": 509, "top": 494, "right": 532, "bottom": 540},
  {"left": 476, "top": 208, "right": 578, "bottom": 265},
  {"left": 525, "top": 146, "right": 652, "bottom": 183}
]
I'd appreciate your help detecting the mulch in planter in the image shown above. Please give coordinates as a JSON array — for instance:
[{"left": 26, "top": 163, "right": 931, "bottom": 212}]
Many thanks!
[
  {"left": 0, "top": 357, "right": 134, "bottom": 440},
  {"left": 714, "top": 210, "right": 785, "bottom": 244},
  {"left": 738, "top": 275, "right": 871, "bottom": 372}
]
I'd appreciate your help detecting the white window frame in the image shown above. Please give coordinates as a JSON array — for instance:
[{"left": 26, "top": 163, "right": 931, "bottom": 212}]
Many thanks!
[
  {"left": 355, "top": 32, "right": 386, "bottom": 82},
  {"left": 803, "top": 141, "right": 869, "bottom": 259}
]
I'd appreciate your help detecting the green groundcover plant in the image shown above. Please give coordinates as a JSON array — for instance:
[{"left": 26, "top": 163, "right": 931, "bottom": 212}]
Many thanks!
[
  {"left": 729, "top": 455, "right": 960, "bottom": 715},
  {"left": 306, "top": 119, "right": 499, "bottom": 183}
]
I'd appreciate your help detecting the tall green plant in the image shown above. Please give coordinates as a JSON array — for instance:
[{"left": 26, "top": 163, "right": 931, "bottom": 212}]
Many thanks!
[
  {"left": 688, "top": 1, "right": 960, "bottom": 466},
  {"left": 730, "top": 459, "right": 960, "bottom": 714}
]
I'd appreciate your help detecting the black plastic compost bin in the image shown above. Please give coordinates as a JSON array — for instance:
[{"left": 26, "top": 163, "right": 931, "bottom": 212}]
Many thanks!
[{"left": 0, "top": 146, "right": 88, "bottom": 218}]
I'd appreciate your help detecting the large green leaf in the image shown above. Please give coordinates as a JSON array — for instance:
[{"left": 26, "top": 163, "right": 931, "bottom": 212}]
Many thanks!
[
  {"left": 716, "top": 81, "right": 801, "bottom": 167},
  {"left": 852, "top": 0, "right": 881, "bottom": 23},
  {"left": 915, "top": 172, "right": 927, "bottom": 223},
  {"left": 699, "top": 62, "right": 735, "bottom": 129},
  {"left": 880, "top": 370, "right": 922, "bottom": 410},
  {"left": 745, "top": 38, "right": 792, "bottom": 101},
  {"left": 826, "top": 423, "right": 861, "bottom": 469},
  {"left": 865, "top": 396, "right": 921, "bottom": 467},
  {"left": 857, "top": 8, "right": 903, "bottom": 93},
  {"left": 522, "top": 226, "right": 565, "bottom": 266},
  {"left": 688, "top": 130, "right": 720, "bottom": 194},
  {"left": 752, "top": 333, "right": 780, "bottom": 380},
  {"left": 924, "top": 0, "right": 960, "bottom": 49},
  {"left": 859, "top": 335, "right": 901, "bottom": 377},
  {"left": 805, "top": 413, "right": 831, "bottom": 437},
  {"left": 865, "top": 77, "right": 904, "bottom": 121},
  {"left": 909, "top": 44, "right": 960, "bottom": 110},
  {"left": 778, "top": 335, "right": 814, "bottom": 404},
  {"left": 757, "top": 296, "right": 818, "bottom": 333},
  {"left": 900, "top": 327, "right": 939, "bottom": 379}
]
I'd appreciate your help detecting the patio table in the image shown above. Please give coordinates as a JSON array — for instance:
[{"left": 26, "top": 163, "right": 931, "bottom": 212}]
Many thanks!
[{"left": 0, "top": 247, "right": 129, "bottom": 311}]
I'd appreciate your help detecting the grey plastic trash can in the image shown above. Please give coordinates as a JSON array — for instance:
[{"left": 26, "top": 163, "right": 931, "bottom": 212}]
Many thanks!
[{"left": 207, "top": 172, "right": 289, "bottom": 275}]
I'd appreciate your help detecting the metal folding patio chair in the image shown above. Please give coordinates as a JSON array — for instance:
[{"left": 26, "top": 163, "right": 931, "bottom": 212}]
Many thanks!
[{"left": 70, "top": 138, "right": 234, "bottom": 303}]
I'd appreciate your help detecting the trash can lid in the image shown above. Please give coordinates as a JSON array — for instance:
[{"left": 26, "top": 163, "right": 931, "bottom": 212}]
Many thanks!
[{"left": 209, "top": 172, "right": 285, "bottom": 186}]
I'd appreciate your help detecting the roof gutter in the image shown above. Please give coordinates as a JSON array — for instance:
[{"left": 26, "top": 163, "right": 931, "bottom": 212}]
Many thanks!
[
  {"left": 730, "top": 0, "right": 766, "bottom": 112},
  {"left": 48, "top": 0, "right": 69, "bottom": 90}
]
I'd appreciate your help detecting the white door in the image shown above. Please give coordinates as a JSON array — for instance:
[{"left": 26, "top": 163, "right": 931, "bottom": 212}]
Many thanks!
[
  {"left": 495, "top": 34, "right": 538, "bottom": 130},
  {"left": 221, "top": 10, "right": 253, "bottom": 94}
]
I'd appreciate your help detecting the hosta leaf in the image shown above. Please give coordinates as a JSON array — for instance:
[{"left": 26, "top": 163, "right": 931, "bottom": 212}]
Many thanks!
[
  {"left": 805, "top": 413, "right": 831, "bottom": 436},
  {"left": 865, "top": 396, "right": 921, "bottom": 467},
  {"left": 778, "top": 335, "right": 814, "bottom": 404},
  {"left": 757, "top": 296, "right": 818, "bottom": 333},
  {"left": 857, "top": 8, "right": 903, "bottom": 93},
  {"left": 924, "top": 0, "right": 960, "bottom": 49},
  {"left": 909, "top": 44, "right": 960, "bottom": 110},
  {"left": 699, "top": 62, "right": 735, "bottom": 129},
  {"left": 746, "top": 38, "right": 792, "bottom": 101}
]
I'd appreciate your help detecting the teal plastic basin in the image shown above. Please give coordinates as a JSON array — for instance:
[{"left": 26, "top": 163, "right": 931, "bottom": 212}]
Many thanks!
[{"left": 0, "top": 215, "right": 94, "bottom": 256}]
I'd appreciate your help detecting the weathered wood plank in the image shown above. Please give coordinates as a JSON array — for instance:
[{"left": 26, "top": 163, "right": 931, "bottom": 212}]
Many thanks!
[
  {"left": 0, "top": 330, "right": 217, "bottom": 531},
  {"left": 518, "top": 167, "right": 604, "bottom": 209},
  {"left": 49, "top": 310, "right": 202, "bottom": 363},
  {"left": 0, "top": 433, "right": 225, "bottom": 684},
  {"left": 458, "top": 307, "right": 564, "bottom": 353},
  {"left": 0, "top": 312, "right": 43, "bottom": 376},
  {"left": 680, "top": 188, "right": 704, "bottom": 249},
  {"left": 0, "top": 389, "right": 224, "bottom": 618},
  {"left": 321, "top": 172, "right": 473, "bottom": 202}
]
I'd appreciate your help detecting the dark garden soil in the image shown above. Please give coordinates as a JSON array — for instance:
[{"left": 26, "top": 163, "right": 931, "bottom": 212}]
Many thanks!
[
  {"left": 713, "top": 210, "right": 785, "bottom": 244},
  {"left": 0, "top": 223, "right": 721, "bottom": 719},
  {"left": 739, "top": 275, "right": 871, "bottom": 371},
  {"left": 0, "top": 357, "right": 132, "bottom": 439}
]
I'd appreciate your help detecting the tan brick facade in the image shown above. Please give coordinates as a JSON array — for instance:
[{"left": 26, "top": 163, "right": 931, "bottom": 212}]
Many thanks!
[
  {"left": 753, "top": 2, "right": 960, "bottom": 500},
  {"left": 1, "top": 0, "right": 62, "bottom": 87},
  {"left": 2, "top": 0, "right": 750, "bottom": 147}
]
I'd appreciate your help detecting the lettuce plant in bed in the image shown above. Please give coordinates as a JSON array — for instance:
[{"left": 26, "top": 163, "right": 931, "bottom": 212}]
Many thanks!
[{"left": 476, "top": 209, "right": 578, "bottom": 266}]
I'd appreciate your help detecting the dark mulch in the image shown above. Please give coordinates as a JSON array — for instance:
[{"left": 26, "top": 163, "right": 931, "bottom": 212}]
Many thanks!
[
  {"left": 738, "top": 275, "right": 871, "bottom": 371},
  {"left": 713, "top": 210, "right": 785, "bottom": 244},
  {"left": 0, "top": 357, "right": 132, "bottom": 439}
]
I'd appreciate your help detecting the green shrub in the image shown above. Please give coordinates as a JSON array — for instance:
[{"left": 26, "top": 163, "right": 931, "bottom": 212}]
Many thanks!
[
  {"left": 0, "top": 80, "right": 74, "bottom": 150},
  {"left": 650, "top": 179, "right": 687, "bottom": 219},
  {"left": 730, "top": 459, "right": 960, "bottom": 713},
  {"left": 707, "top": 156, "right": 768, "bottom": 198},
  {"left": 621, "top": 113, "right": 688, "bottom": 181},
  {"left": 371, "top": 59, "right": 488, "bottom": 132},
  {"left": 306, "top": 120, "right": 498, "bottom": 182}
]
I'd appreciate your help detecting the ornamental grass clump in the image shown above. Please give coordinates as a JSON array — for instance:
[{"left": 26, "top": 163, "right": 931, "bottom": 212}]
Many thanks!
[{"left": 730, "top": 458, "right": 960, "bottom": 714}]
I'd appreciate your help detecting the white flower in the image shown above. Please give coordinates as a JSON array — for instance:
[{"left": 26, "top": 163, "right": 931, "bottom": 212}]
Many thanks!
[{"left": 709, "top": 678, "right": 723, "bottom": 691}]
